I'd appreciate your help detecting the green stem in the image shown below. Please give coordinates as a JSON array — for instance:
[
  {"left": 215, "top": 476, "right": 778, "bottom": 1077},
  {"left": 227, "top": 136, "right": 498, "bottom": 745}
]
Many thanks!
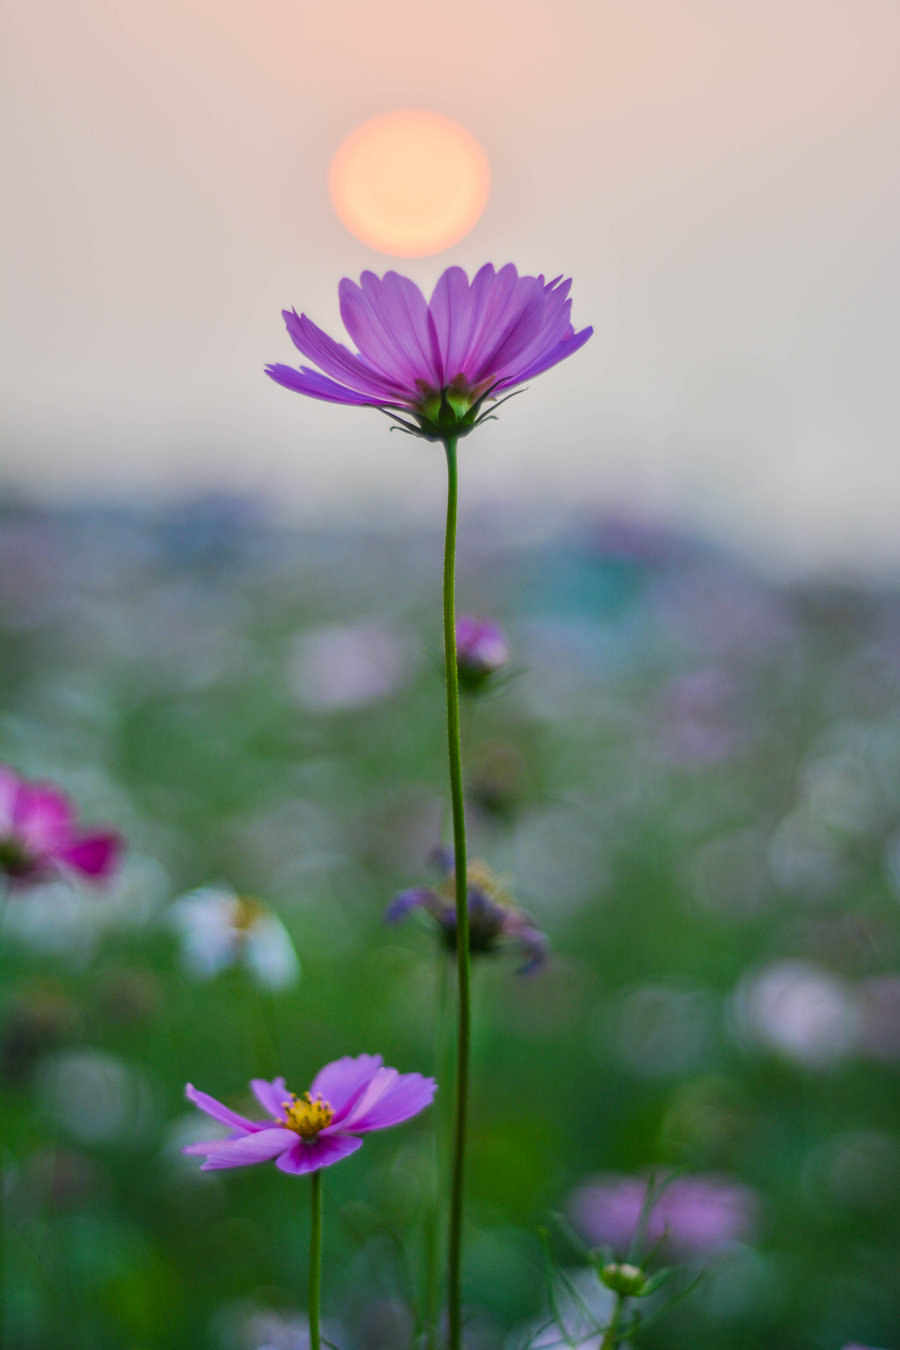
[
  {"left": 442, "top": 435, "right": 471, "bottom": 1350},
  {"left": 599, "top": 1292, "right": 627, "bottom": 1350},
  {"left": 309, "top": 1170, "right": 323, "bottom": 1350},
  {"left": 424, "top": 953, "right": 454, "bottom": 1350}
]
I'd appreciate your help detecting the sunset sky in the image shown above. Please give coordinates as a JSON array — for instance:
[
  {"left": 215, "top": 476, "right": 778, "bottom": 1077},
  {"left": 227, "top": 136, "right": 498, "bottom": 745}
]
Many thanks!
[{"left": 3, "top": 0, "right": 899, "bottom": 572}]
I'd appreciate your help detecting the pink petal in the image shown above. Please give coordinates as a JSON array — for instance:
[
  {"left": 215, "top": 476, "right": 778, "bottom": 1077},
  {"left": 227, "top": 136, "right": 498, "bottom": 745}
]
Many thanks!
[
  {"left": 311, "top": 1054, "right": 383, "bottom": 1121},
  {"left": 545, "top": 276, "right": 570, "bottom": 301},
  {"left": 488, "top": 290, "right": 575, "bottom": 385},
  {"left": 339, "top": 273, "right": 437, "bottom": 389},
  {"left": 363, "top": 271, "right": 441, "bottom": 387},
  {"left": 185, "top": 1083, "right": 260, "bottom": 1133},
  {"left": 274, "top": 1133, "right": 363, "bottom": 1175},
  {"left": 335, "top": 1066, "right": 397, "bottom": 1130},
  {"left": 182, "top": 1133, "right": 242, "bottom": 1155},
  {"left": 201, "top": 1127, "right": 294, "bottom": 1170},
  {"left": 58, "top": 831, "right": 121, "bottom": 879},
  {"left": 250, "top": 1076, "right": 289, "bottom": 1118},
  {"left": 337, "top": 1069, "right": 436, "bottom": 1133},
  {"left": 15, "top": 784, "right": 75, "bottom": 853},
  {"left": 385, "top": 887, "right": 435, "bottom": 923},
  {"left": 466, "top": 276, "right": 549, "bottom": 385},
  {"left": 282, "top": 310, "right": 405, "bottom": 401},
  {"left": 338, "top": 281, "right": 411, "bottom": 385},
  {"left": 429, "top": 266, "right": 478, "bottom": 383},
  {"left": 495, "top": 325, "right": 593, "bottom": 388},
  {"left": 452, "top": 264, "right": 520, "bottom": 378},
  {"left": 265, "top": 362, "right": 383, "bottom": 406}
]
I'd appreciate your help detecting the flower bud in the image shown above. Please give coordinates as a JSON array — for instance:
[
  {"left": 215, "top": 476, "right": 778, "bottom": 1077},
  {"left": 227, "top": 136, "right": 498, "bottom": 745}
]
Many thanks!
[
  {"left": 455, "top": 617, "right": 509, "bottom": 692},
  {"left": 600, "top": 1262, "right": 649, "bottom": 1297}
]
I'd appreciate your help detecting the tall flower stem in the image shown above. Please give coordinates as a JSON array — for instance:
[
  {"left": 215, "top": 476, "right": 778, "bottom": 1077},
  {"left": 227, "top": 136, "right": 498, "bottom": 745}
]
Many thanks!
[
  {"left": 442, "top": 434, "right": 471, "bottom": 1350},
  {"left": 308, "top": 1170, "right": 323, "bottom": 1350}
]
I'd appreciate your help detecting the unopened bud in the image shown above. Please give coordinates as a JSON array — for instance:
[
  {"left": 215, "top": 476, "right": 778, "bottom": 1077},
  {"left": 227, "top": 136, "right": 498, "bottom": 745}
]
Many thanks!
[
  {"left": 600, "top": 1262, "right": 648, "bottom": 1297},
  {"left": 456, "top": 617, "right": 509, "bottom": 692}
]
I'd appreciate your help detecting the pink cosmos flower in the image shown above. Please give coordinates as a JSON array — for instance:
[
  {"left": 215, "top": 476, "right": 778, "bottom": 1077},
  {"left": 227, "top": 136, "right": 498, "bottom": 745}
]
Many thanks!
[
  {"left": 184, "top": 1054, "right": 436, "bottom": 1176},
  {"left": 266, "top": 264, "right": 592, "bottom": 441},
  {"left": 0, "top": 766, "right": 121, "bottom": 888}
]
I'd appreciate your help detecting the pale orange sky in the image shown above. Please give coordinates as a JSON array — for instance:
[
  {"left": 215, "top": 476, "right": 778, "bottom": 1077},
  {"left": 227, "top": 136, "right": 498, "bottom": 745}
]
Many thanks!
[{"left": 2, "top": 0, "right": 899, "bottom": 572}]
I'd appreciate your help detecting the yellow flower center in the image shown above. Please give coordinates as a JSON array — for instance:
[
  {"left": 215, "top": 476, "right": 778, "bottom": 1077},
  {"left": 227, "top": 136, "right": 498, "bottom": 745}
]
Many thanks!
[
  {"left": 231, "top": 894, "right": 264, "bottom": 932},
  {"left": 439, "top": 859, "right": 512, "bottom": 907},
  {"left": 281, "top": 1092, "right": 334, "bottom": 1140}
]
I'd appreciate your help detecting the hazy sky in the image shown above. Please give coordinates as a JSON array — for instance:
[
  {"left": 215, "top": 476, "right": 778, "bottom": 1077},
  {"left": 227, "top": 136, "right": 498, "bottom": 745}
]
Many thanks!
[{"left": 3, "top": 0, "right": 899, "bottom": 573}]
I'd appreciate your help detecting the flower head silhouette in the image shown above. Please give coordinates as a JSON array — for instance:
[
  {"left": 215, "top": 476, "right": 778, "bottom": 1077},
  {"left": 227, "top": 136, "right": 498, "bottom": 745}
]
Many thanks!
[
  {"left": 266, "top": 264, "right": 591, "bottom": 440},
  {"left": 387, "top": 851, "right": 548, "bottom": 974},
  {"left": 184, "top": 1055, "right": 436, "bottom": 1176}
]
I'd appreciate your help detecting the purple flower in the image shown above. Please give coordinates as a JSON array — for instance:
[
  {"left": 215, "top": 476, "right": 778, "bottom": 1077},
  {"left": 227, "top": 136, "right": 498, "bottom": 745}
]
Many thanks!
[
  {"left": 569, "top": 1172, "right": 758, "bottom": 1258},
  {"left": 266, "top": 264, "right": 591, "bottom": 441},
  {"left": 387, "top": 851, "right": 548, "bottom": 974},
  {"left": 183, "top": 1054, "right": 436, "bottom": 1176},
  {"left": 0, "top": 766, "right": 121, "bottom": 888},
  {"left": 456, "top": 616, "right": 509, "bottom": 692}
]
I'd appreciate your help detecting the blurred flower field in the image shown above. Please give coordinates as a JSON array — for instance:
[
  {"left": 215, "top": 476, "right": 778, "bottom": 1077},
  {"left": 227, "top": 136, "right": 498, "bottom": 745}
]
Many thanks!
[{"left": 1, "top": 494, "right": 899, "bottom": 1350}]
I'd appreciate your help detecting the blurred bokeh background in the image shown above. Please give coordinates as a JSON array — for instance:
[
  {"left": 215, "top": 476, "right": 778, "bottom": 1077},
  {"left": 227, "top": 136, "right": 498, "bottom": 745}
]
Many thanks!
[
  {"left": 3, "top": 2, "right": 900, "bottom": 1348},
  {"left": 3, "top": 503, "right": 900, "bottom": 1348}
]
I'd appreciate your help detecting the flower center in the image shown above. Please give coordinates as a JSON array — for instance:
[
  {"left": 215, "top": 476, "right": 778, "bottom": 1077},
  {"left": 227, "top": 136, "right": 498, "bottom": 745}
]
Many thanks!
[
  {"left": 406, "top": 376, "right": 498, "bottom": 441},
  {"left": 281, "top": 1092, "right": 334, "bottom": 1140},
  {"left": 0, "top": 835, "right": 36, "bottom": 879},
  {"left": 231, "top": 894, "right": 264, "bottom": 933},
  {"left": 439, "top": 859, "right": 512, "bottom": 909}
]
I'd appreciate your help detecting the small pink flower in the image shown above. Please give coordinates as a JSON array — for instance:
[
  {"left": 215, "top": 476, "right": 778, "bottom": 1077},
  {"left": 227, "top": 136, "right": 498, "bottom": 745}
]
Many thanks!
[
  {"left": 184, "top": 1054, "right": 436, "bottom": 1176},
  {"left": 0, "top": 766, "right": 121, "bottom": 888}
]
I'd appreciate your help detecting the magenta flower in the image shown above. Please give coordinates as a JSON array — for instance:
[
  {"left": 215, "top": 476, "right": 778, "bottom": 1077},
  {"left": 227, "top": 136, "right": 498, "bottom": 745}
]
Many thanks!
[
  {"left": 456, "top": 616, "right": 509, "bottom": 692},
  {"left": 266, "top": 264, "right": 592, "bottom": 441},
  {"left": 184, "top": 1054, "right": 436, "bottom": 1176},
  {"left": 0, "top": 766, "right": 121, "bottom": 888}
]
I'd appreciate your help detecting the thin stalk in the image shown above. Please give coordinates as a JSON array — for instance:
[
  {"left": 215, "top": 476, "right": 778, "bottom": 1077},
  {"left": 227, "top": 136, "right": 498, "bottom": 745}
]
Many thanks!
[
  {"left": 423, "top": 953, "right": 454, "bottom": 1350},
  {"left": 599, "top": 1292, "right": 627, "bottom": 1350},
  {"left": 309, "top": 1170, "right": 323, "bottom": 1350},
  {"left": 442, "top": 435, "right": 471, "bottom": 1350}
]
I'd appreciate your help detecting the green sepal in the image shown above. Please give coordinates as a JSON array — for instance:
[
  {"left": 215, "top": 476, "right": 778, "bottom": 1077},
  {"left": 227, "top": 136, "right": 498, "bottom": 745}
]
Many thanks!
[{"left": 375, "top": 385, "right": 528, "bottom": 443}]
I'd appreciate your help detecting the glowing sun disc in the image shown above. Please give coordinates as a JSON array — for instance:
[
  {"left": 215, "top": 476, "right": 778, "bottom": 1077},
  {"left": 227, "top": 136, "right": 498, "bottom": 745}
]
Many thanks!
[{"left": 329, "top": 110, "right": 490, "bottom": 257}]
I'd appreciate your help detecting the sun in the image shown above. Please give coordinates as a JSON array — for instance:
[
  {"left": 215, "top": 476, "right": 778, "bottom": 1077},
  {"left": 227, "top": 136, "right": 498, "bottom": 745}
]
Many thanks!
[{"left": 329, "top": 110, "right": 490, "bottom": 258}]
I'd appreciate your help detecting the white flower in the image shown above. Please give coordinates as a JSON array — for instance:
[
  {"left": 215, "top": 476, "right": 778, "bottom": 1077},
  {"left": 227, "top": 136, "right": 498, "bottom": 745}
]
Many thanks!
[{"left": 168, "top": 885, "right": 300, "bottom": 990}]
